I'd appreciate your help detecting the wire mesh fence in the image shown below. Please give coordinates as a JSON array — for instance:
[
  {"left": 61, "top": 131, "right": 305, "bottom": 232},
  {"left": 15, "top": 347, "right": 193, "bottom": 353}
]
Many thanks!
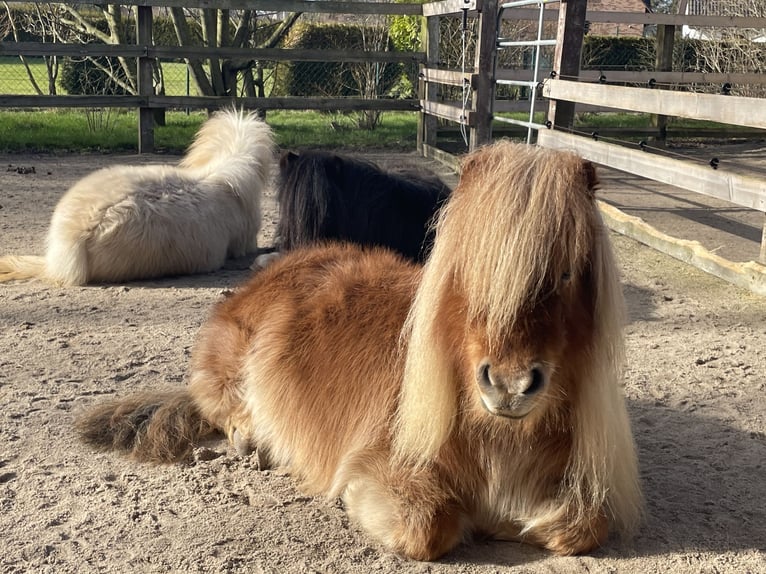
[{"left": 0, "top": 7, "right": 421, "bottom": 102}]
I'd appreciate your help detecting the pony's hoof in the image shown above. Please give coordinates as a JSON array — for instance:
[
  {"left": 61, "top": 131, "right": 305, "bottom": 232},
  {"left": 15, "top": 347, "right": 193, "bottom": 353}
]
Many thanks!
[
  {"left": 232, "top": 428, "right": 254, "bottom": 457},
  {"left": 251, "top": 252, "right": 282, "bottom": 270}
]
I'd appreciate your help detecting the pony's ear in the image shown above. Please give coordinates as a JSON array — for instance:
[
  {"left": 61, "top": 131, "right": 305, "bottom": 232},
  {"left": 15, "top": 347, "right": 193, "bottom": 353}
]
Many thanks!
[
  {"left": 582, "top": 160, "right": 599, "bottom": 197},
  {"left": 279, "top": 150, "right": 299, "bottom": 170}
]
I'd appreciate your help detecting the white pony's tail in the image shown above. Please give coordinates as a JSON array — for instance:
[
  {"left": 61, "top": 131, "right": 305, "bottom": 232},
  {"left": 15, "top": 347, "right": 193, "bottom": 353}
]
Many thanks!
[
  {"left": 0, "top": 255, "right": 46, "bottom": 283},
  {"left": 44, "top": 234, "right": 89, "bottom": 286},
  {"left": 179, "top": 107, "right": 275, "bottom": 189},
  {"left": 0, "top": 240, "right": 89, "bottom": 286}
]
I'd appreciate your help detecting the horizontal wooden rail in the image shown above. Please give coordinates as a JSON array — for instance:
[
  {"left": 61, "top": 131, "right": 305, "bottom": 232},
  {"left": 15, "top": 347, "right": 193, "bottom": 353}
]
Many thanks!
[
  {"left": 577, "top": 70, "right": 766, "bottom": 86},
  {"left": 0, "top": 42, "right": 425, "bottom": 64},
  {"left": 497, "top": 69, "right": 766, "bottom": 87},
  {"left": 537, "top": 130, "right": 766, "bottom": 212},
  {"left": 419, "top": 68, "right": 474, "bottom": 87},
  {"left": 0, "top": 94, "right": 421, "bottom": 112},
  {"left": 1, "top": 0, "right": 424, "bottom": 14},
  {"left": 420, "top": 100, "right": 473, "bottom": 125},
  {"left": 423, "top": 0, "right": 478, "bottom": 17},
  {"left": 544, "top": 79, "right": 766, "bottom": 129}
]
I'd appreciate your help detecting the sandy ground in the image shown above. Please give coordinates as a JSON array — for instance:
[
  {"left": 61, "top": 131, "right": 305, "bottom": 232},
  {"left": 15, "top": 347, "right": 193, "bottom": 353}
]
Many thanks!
[{"left": 0, "top": 151, "right": 765, "bottom": 574}]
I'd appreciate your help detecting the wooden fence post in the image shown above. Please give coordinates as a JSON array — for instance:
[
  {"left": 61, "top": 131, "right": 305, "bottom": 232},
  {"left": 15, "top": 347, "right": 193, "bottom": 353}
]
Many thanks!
[
  {"left": 418, "top": 14, "right": 440, "bottom": 153},
  {"left": 651, "top": 24, "right": 675, "bottom": 145},
  {"left": 547, "top": 0, "right": 587, "bottom": 130},
  {"left": 137, "top": 6, "right": 154, "bottom": 154},
  {"left": 470, "top": 0, "right": 498, "bottom": 150}
]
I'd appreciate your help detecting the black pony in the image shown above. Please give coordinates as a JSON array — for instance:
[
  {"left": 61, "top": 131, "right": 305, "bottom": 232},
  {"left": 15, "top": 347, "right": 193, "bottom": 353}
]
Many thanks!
[{"left": 275, "top": 150, "right": 451, "bottom": 263}]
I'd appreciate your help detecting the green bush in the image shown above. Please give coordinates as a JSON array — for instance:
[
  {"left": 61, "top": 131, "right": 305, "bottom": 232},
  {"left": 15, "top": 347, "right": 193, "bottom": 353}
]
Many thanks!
[{"left": 59, "top": 56, "right": 132, "bottom": 95}]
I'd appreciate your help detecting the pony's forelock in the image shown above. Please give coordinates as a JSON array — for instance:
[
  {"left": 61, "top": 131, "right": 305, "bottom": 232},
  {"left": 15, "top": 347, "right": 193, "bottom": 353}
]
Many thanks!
[
  {"left": 397, "top": 142, "right": 601, "bottom": 461},
  {"left": 449, "top": 143, "right": 598, "bottom": 343}
]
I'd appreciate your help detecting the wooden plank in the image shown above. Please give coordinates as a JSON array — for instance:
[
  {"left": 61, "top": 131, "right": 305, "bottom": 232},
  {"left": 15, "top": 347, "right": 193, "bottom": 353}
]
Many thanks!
[
  {"left": 577, "top": 70, "right": 766, "bottom": 86},
  {"left": 537, "top": 130, "right": 766, "bottom": 212},
  {"left": 153, "top": 47, "right": 426, "bottom": 64},
  {"left": 0, "top": 94, "right": 420, "bottom": 112},
  {"left": 2, "top": 0, "right": 424, "bottom": 15},
  {"left": 470, "top": 0, "right": 497, "bottom": 149},
  {"left": 548, "top": 0, "right": 587, "bottom": 129},
  {"left": 497, "top": 68, "right": 766, "bottom": 87},
  {"left": 421, "top": 143, "right": 462, "bottom": 172},
  {"left": 420, "top": 67, "right": 474, "bottom": 87},
  {"left": 0, "top": 95, "right": 147, "bottom": 107},
  {"left": 544, "top": 79, "right": 766, "bottom": 130},
  {"left": 0, "top": 41, "right": 145, "bottom": 57},
  {"left": 151, "top": 96, "right": 421, "bottom": 111},
  {"left": 423, "top": 0, "right": 479, "bottom": 17},
  {"left": 0, "top": 42, "right": 425, "bottom": 64},
  {"left": 420, "top": 100, "right": 474, "bottom": 124}
]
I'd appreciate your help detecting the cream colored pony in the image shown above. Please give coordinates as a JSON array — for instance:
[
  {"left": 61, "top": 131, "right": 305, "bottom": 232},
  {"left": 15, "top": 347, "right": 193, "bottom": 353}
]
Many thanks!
[
  {"left": 0, "top": 108, "right": 274, "bottom": 285},
  {"left": 76, "top": 142, "right": 642, "bottom": 560}
]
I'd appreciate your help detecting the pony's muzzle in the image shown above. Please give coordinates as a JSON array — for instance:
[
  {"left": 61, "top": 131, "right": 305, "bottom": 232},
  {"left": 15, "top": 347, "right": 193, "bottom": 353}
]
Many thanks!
[{"left": 476, "top": 360, "right": 548, "bottom": 419}]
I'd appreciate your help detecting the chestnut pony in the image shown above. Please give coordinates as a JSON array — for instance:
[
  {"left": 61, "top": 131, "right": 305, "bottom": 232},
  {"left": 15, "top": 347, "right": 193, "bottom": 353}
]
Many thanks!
[
  {"left": 77, "top": 142, "right": 642, "bottom": 560},
  {"left": 0, "top": 108, "right": 274, "bottom": 285}
]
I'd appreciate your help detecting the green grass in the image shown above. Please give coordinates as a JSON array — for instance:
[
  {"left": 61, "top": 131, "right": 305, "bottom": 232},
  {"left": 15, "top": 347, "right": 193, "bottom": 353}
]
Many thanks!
[
  {"left": 0, "top": 109, "right": 143, "bottom": 152},
  {"left": 0, "top": 109, "right": 420, "bottom": 153},
  {"left": 269, "top": 110, "right": 418, "bottom": 150},
  {"left": 0, "top": 56, "right": 56, "bottom": 95},
  {"left": 0, "top": 57, "right": 199, "bottom": 96}
]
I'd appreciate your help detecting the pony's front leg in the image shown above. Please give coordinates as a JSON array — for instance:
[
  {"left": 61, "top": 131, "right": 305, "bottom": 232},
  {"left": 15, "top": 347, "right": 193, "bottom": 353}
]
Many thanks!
[
  {"left": 509, "top": 506, "right": 609, "bottom": 556},
  {"left": 342, "top": 467, "right": 465, "bottom": 561}
]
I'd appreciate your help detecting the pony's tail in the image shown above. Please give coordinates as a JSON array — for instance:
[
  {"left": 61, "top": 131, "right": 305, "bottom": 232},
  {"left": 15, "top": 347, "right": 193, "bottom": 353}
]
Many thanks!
[
  {"left": 75, "top": 390, "right": 217, "bottom": 464},
  {"left": 44, "top": 233, "right": 89, "bottom": 286},
  {"left": 0, "top": 255, "right": 45, "bottom": 283}
]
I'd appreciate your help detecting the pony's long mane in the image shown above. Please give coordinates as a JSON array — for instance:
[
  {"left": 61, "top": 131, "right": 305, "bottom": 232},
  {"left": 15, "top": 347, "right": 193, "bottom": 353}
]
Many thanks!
[{"left": 396, "top": 141, "right": 641, "bottom": 533}]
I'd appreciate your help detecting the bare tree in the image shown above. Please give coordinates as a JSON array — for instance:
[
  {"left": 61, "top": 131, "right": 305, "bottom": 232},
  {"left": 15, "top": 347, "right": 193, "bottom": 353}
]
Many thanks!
[
  {"left": 2, "top": 1, "right": 68, "bottom": 95},
  {"left": 16, "top": 4, "right": 302, "bottom": 100},
  {"left": 59, "top": 4, "right": 138, "bottom": 94},
  {"left": 346, "top": 17, "right": 397, "bottom": 130},
  {"left": 169, "top": 8, "right": 302, "bottom": 99}
]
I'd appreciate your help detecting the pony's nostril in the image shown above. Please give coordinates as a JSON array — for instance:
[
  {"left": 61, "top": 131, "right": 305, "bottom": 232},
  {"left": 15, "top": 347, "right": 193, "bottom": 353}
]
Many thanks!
[
  {"left": 477, "top": 361, "right": 492, "bottom": 387},
  {"left": 524, "top": 367, "right": 545, "bottom": 395}
]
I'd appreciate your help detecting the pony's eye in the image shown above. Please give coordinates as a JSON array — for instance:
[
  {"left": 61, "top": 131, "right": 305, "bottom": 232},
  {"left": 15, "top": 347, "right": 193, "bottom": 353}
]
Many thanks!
[{"left": 561, "top": 271, "right": 572, "bottom": 282}]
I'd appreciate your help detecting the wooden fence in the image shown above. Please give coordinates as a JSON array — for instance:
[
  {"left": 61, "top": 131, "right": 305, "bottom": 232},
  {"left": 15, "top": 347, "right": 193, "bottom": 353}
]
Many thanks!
[
  {"left": 0, "top": 0, "right": 427, "bottom": 151},
  {"left": 417, "top": 0, "right": 766, "bottom": 281}
]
